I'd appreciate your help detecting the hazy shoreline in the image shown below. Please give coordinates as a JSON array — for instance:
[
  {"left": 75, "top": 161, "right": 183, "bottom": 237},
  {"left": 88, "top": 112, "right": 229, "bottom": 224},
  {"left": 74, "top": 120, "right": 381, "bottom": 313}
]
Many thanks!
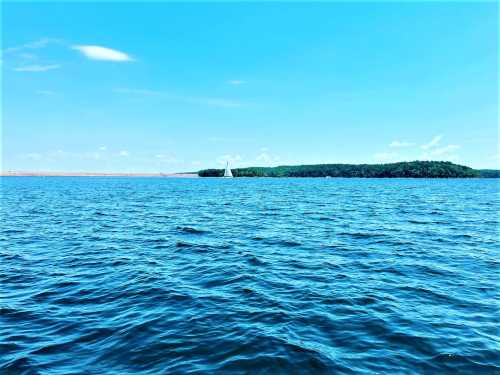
[{"left": 0, "top": 171, "right": 199, "bottom": 177}]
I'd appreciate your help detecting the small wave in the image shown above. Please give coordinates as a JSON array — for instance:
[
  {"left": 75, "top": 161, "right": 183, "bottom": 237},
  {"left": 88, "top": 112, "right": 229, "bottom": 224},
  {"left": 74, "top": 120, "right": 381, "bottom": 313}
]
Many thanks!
[
  {"left": 146, "top": 238, "right": 170, "bottom": 248},
  {"left": 53, "top": 280, "right": 80, "bottom": 289},
  {"left": 408, "top": 219, "right": 430, "bottom": 224},
  {"left": 31, "top": 341, "right": 75, "bottom": 356},
  {"left": 111, "top": 259, "right": 128, "bottom": 266},
  {"left": 177, "top": 226, "right": 208, "bottom": 234},
  {"left": 176, "top": 241, "right": 231, "bottom": 251},
  {"left": 2, "top": 229, "right": 25, "bottom": 234},
  {"left": 31, "top": 289, "right": 59, "bottom": 302},
  {"left": 175, "top": 241, "right": 204, "bottom": 249},
  {"left": 279, "top": 240, "right": 302, "bottom": 247},
  {"left": 246, "top": 254, "right": 267, "bottom": 266},
  {"left": 400, "top": 285, "right": 468, "bottom": 306},
  {"left": 429, "top": 352, "right": 500, "bottom": 372},
  {"left": 337, "top": 231, "right": 384, "bottom": 239},
  {"left": 253, "top": 237, "right": 302, "bottom": 247},
  {"left": 200, "top": 273, "right": 253, "bottom": 289},
  {"left": 371, "top": 238, "right": 413, "bottom": 247},
  {"left": 0, "top": 342, "right": 23, "bottom": 354},
  {"left": 0, "top": 356, "right": 35, "bottom": 373},
  {"left": 318, "top": 216, "right": 336, "bottom": 221},
  {"left": 0, "top": 253, "right": 27, "bottom": 261}
]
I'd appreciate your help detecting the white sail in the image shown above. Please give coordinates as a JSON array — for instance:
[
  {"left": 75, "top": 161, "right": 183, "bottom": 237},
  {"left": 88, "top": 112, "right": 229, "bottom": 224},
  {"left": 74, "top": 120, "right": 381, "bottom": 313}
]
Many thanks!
[{"left": 224, "top": 161, "right": 233, "bottom": 178}]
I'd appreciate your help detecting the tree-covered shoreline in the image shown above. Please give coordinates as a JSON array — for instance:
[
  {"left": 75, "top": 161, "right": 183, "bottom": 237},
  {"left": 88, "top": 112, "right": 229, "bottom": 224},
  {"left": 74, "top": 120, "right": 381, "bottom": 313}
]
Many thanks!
[{"left": 198, "top": 161, "right": 496, "bottom": 178}]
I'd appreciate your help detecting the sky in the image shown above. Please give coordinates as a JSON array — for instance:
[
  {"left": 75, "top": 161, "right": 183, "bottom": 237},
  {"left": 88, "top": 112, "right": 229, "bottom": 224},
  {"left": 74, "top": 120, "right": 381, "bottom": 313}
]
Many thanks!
[{"left": 1, "top": 1, "right": 498, "bottom": 172}]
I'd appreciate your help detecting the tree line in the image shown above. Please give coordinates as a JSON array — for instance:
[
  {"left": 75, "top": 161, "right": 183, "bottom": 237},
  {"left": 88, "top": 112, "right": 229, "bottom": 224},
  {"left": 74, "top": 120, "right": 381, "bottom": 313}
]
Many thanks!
[{"left": 198, "top": 161, "right": 490, "bottom": 178}]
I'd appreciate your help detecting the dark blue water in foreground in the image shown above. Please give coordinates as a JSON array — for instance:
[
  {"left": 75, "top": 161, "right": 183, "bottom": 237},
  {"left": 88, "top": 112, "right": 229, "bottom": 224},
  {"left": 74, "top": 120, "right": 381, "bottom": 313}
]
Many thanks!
[{"left": 1, "top": 177, "right": 499, "bottom": 374}]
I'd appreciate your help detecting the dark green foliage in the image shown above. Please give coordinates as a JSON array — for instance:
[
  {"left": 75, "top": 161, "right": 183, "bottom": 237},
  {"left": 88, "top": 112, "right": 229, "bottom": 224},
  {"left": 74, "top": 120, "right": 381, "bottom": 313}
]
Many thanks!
[
  {"left": 478, "top": 169, "right": 500, "bottom": 178},
  {"left": 198, "top": 161, "right": 482, "bottom": 178},
  {"left": 198, "top": 169, "right": 224, "bottom": 177}
]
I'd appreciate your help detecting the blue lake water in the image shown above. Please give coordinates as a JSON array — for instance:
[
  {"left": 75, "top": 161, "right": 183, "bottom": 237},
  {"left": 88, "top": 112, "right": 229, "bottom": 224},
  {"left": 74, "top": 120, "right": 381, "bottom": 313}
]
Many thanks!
[{"left": 1, "top": 177, "right": 499, "bottom": 374}]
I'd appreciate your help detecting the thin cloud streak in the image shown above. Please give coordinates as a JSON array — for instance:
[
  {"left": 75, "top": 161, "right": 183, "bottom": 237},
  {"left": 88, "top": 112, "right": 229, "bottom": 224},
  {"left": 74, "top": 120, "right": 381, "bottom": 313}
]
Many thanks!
[
  {"left": 3, "top": 38, "right": 61, "bottom": 54},
  {"left": 14, "top": 64, "right": 60, "bottom": 72},
  {"left": 421, "top": 135, "right": 443, "bottom": 150},
  {"left": 72, "top": 45, "right": 134, "bottom": 62},
  {"left": 431, "top": 145, "right": 460, "bottom": 156},
  {"left": 255, "top": 151, "right": 281, "bottom": 166},
  {"left": 115, "top": 87, "right": 242, "bottom": 108}
]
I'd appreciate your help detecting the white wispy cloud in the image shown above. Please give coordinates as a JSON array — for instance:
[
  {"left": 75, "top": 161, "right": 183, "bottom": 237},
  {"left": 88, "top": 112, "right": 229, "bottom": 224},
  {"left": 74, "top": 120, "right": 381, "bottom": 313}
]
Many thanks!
[
  {"left": 18, "top": 149, "right": 152, "bottom": 164},
  {"left": 228, "top": 80, "right": 246, "bottom": 85},
  {"left": 72, "top": 45, "right": 133, "bottom": 62},
  {"left": 3, "top": 39, "right": 63, "bottom": 74},
  {"left": 14, "top": 64, "right": 60, "bottom": 72},
  {"left": 418, "top": 135, "right": 461, "bottom": 161},
  {"left": 430, "top": 144, "right": 460, "bottom": 156},
  {"left": 389, "top": 141, "right": 414, "bottom": 148},
  {"left": 255, "top": 151, "right": 281, "bottom": 166},
  {"left": 3, "top": 38, "right": 61, "bottom": 54},
  {"left": 420, "top": 140, "right": 461, "bottom": 162},
  {"left": 421, "top": 135, "right": 443, "bottom": 150},
  {"left": 115, "top": 87, "right": 242, "bottom": 108}
]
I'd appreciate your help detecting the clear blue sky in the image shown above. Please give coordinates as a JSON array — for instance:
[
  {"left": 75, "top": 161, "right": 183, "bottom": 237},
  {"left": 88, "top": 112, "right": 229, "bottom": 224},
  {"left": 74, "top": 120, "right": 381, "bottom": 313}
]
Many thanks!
[{"left": 2, "top": 1, "right": 498, "bottom": 172}]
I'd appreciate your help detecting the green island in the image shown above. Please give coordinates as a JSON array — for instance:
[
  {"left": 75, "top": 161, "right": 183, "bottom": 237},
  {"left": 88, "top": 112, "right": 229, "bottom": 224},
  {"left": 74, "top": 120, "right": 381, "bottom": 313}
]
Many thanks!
[{"left": 198, "top": 161, "right": 499, "bottom": 178}]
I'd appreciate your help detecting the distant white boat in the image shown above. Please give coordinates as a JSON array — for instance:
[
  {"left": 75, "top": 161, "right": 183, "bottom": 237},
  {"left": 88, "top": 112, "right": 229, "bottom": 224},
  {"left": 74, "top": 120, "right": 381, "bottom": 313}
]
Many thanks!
[{"left": 223, "top": 161, "right": 233, "bottom": 178}]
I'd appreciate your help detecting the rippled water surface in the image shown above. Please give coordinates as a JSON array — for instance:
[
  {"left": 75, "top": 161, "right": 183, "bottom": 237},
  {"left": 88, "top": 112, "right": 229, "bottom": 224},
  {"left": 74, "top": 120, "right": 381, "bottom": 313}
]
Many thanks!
[{"left": 1, "top": 177, "right": 499, "bottom": 374}]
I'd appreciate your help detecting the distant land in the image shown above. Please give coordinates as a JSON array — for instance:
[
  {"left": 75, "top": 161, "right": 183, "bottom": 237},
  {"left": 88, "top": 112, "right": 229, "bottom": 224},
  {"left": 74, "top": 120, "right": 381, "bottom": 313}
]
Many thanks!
[
  {"left": 199, "top": 161, "right": 500, "bottom": 178},
  {"left": 0, "top": 171, "right": 198, "bottom": 177},
  {"left": 2, "top": 162, "right": 498, "bottom": 178}
]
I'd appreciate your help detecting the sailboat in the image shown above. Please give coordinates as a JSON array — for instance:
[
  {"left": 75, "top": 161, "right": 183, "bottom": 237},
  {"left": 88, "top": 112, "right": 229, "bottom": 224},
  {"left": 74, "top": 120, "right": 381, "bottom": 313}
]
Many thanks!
[{"left": 223, "top": 161, "right": 233, "bottom": 178}]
